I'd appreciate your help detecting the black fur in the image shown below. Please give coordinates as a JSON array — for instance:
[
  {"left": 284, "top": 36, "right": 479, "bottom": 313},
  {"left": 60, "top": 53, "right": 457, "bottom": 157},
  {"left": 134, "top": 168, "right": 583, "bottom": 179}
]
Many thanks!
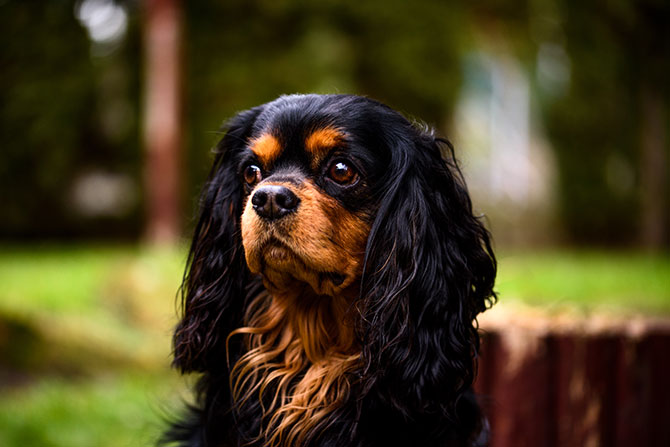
[{"left": 161, "top": 94, "right": 496, "bottom": 447}]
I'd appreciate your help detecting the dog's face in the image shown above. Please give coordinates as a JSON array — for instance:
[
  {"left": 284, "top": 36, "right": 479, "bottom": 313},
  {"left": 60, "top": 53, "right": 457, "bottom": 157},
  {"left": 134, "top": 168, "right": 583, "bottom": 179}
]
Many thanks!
[{"left": 236, "top": 99, "right": 384, "bottom": 297}]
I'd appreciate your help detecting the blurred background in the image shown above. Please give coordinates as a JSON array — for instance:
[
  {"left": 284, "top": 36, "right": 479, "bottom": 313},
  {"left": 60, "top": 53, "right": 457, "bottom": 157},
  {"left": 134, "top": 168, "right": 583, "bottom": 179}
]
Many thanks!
[{"left": 0, "top": 0, "right": 668, "bottom": 446}]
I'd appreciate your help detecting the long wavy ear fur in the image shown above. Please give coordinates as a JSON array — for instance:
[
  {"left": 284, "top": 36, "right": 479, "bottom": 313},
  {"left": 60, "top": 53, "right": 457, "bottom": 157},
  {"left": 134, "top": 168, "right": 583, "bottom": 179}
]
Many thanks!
[
  {"left": 173, "top": 107, "right": 264, "bottom": 373},
  {"left": 359, "top": 122, "right": 496, "bottom": 440}
]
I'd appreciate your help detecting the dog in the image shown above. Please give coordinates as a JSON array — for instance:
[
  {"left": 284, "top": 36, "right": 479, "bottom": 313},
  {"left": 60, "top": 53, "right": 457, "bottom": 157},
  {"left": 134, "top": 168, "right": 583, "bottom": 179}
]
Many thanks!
[{"left": 162, "top": 94, "right": 497, "bottom": 447}]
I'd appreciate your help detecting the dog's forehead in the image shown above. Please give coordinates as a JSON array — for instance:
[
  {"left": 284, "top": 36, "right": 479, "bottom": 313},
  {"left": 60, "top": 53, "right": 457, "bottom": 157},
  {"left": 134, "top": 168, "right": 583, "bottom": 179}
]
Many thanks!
[
  {"left": 248, "top": 126, "right": 346, "bottom": 167},
  {"left": 248, "top": 102, "right": 349, "bottom": 169},
  {"left": 242, "top": 93, "right": 402, "bottom": 173}
]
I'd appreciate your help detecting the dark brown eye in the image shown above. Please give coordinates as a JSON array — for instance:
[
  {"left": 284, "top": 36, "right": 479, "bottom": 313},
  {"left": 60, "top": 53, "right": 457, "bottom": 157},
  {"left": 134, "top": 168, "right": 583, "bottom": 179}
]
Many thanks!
[
  {"left": 243, "top": 164, "right": 262, "bottom": 185},
  {"left": 328, "top": 161, "right": 358, "bottom": 185}
]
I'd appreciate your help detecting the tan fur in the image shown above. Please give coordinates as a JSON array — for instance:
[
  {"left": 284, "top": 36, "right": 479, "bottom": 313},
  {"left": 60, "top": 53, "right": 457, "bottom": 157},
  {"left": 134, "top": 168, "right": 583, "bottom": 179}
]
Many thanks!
[
  {"left": 228, "top": 290, "right": 360, "bottom": 447},
  {"left": 234, "top": 175, "right": 370, "bottom": 446},
  {"left": 304, "top": 127, "right": 346, "bottom": 169},
  {"left": 250, "top": 133, "right": 282, "bottom": 166},
  {"left": 241, "top": 179, "right": 368, "bottom": 296}
]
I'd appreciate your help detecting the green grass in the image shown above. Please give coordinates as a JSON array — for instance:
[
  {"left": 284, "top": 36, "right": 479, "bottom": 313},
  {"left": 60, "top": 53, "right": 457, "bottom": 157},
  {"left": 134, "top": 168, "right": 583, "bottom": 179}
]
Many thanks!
[
  {"left": 0, "top": 244, "right": 668, "bottom": 446},
  {"left": 496, "top": 250, "right": 670, "bottom": 315},
  {"left": 0, "top": 244, "right": 189, "bottom": 447},
  {"left": 0, "top": 372, "right": 188, "bottom": 447},
  {"left": 0, "top": 245, "right": 187, "bottom": 371},
  {"left": 0, "top": 245, "right": 185, "bottom": 316}
]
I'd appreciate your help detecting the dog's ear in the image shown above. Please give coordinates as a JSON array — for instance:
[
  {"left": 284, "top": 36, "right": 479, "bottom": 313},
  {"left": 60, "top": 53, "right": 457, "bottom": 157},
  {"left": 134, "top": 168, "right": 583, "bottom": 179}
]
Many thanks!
[
  {"left": 359, "top": 127, "right": 496, "bottom": 433},
  {"left": 173, "top": 107, "right": 264, "bottom": 373}
]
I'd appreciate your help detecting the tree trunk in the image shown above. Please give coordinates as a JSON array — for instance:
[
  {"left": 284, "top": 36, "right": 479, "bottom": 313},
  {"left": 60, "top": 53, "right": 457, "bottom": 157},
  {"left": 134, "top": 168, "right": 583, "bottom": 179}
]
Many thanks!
[
  {"left": 142, "top": 0, "right": 182, "bottom": 244},
  {"left": 639, "top": 86, "right": 668, "bottom": 251}
]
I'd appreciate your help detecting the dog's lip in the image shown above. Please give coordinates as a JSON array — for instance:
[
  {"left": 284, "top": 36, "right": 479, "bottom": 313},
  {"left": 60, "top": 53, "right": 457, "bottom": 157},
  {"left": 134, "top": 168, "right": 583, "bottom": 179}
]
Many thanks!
[
  {"left": 263, "top": 238, "right": 295, "bottom": 261},
  {"left": 264, "top": 237, "right": 291, "bottom": 251},
  {"left": 260, "top": 238, "right": 347, "bottom": 286}
]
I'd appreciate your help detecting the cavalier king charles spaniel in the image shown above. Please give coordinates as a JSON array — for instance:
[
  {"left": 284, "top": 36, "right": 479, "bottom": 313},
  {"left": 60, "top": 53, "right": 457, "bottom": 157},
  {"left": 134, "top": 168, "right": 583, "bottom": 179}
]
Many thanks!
[{"left": 163, "top": 94, "right": 497, "bottom": 447}]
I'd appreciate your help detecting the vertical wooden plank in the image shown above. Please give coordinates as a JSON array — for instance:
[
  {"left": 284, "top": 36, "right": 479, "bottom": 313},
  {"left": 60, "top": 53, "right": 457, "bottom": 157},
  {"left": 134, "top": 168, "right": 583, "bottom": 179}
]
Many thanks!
[
  {"left": 485, "top": 329, "right": 551, "bottom": 447},
  {"left": 584, "top": 334, "right": 619, "bottom": 446},
  {"left": 474, "top": 330, "right": 497, "bottom": 438},
  {"left": 553, "top": 333, "right": 635, "bottom": 447},
  {"left": 615, "top": 335, "right": 644, "bottom": 447},
  {"left": 645, "top": 332, "right": 670, "bottom": 446},
  {"left": 552, "top": 334, "right": 586, "bottom": 447},
  {"left": 475, "top": 331, "right": 493, "bottom": 402},
  {"left": 143, "top": 0, "right": 182, "bottom": 244}
]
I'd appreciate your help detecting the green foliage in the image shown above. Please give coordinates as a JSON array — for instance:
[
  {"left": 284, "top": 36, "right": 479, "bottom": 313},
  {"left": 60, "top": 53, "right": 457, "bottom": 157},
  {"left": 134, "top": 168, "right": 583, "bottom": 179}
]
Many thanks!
[
  {"left": 0, "top": 2, "right": 92, "bottom": 235},
  {"left": 1, "top": 0, "right": 667, "bottom": 246},
  {"left": 0, "top": 0, "right": 142, "bottom": 239},
  {"left": 536, "top": 0, "right": 670, "bottom": 245}
]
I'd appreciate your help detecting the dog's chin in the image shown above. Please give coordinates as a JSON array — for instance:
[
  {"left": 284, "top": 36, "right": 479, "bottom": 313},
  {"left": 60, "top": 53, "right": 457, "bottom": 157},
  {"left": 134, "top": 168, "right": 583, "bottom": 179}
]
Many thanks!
[
  {"left": 246, "top": 239, "right": 351, "bottom": 297},
  {"left": 262, "top": 240, "right": 296, "bottom": 270}
]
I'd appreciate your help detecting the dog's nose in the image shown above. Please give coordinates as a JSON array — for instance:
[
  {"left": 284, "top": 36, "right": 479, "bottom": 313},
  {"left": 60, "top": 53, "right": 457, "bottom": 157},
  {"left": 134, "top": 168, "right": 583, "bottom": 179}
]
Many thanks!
[{"left": 251, "top": 185, "right": 300, "bottom": 220}]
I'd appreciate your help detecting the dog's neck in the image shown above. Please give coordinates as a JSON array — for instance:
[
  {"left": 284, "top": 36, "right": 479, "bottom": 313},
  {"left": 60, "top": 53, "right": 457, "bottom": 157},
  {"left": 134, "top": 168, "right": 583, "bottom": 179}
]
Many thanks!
[
  {"left": 272, "top": 282, "right": 358, "bottom": 362},
  {"left": 227, "top": 275, "right": 361, "bottom": 446}
]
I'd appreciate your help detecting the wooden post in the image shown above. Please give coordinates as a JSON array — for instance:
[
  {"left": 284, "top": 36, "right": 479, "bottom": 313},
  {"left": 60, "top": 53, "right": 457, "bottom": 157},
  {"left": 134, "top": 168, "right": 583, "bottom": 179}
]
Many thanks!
[{"left": 142, "top": 0, "right": 182, "bottom": 244}]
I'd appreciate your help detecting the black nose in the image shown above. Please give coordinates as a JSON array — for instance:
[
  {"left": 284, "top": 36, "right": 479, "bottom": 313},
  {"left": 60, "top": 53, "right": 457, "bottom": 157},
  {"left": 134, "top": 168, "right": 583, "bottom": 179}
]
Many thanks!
[{"left": 251, "top": 185, "right": 300, "bottom": 220}]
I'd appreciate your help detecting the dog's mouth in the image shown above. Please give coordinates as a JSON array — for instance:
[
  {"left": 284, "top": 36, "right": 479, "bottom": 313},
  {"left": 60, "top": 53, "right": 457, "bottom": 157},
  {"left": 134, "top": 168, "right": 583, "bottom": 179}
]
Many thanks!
[
  {"left": 258, "top": 238, "right": 348, "bottom": 291},
  {"left": 263, "top": 239, "right": 294, "bottom": 263}
]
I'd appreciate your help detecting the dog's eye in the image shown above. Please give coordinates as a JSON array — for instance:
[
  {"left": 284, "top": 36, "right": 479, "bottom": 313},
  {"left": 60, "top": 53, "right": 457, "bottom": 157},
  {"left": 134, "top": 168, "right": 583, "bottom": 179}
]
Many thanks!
[
  {"left": 243, "top": 164, "right": 262, "bottom": 186},
  {"left": 327, "top": 161, "right": 358, "bottom": 185}
]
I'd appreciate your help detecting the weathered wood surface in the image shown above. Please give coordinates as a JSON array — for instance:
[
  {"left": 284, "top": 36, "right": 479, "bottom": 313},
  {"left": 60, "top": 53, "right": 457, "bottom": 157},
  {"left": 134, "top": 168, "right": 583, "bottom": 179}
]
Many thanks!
[{"left": 475, "top": 309, "right": 670, "bottom": 447}]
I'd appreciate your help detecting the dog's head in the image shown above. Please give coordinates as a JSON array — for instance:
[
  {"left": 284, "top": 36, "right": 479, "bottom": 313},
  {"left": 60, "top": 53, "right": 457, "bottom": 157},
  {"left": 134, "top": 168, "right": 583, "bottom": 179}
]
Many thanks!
[
  {"left": 173, "top": 94, "right": 496, "bottom": 441},
  {"left": 237, "top": 98, "right": 377, "bottom": 298}
]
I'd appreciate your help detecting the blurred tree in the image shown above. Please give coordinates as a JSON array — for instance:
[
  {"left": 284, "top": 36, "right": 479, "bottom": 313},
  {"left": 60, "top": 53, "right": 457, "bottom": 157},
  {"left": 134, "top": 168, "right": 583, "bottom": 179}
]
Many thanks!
[
  {"left": 1, "top": 1, "right": 91, "bottom": 237},
  {"left": 182, "top": 0, "right": 468, "bottom": 220},
  {"left": 537, "top": 0, "right": 669, "bottom": 248},
  {"left": 143, "top": 0, "right": 183, "bottom": 244},
  {"left": 0, "top": 0, "right": 142, "bottom": 239},
  {"left": 2, "top": 0, "right": 666, "bottom": 248}
]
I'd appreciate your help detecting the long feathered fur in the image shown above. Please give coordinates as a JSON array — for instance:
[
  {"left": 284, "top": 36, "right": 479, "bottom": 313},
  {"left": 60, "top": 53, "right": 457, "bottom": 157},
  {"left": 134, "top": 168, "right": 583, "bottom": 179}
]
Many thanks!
[{"left": 162, "top": 94, "right": 496, "bottom": 447}]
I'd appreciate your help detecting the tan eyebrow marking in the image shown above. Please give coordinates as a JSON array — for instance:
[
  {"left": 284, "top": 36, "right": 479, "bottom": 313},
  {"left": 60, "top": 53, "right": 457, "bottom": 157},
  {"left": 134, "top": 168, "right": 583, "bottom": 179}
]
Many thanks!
[
  {"left": 305, "top": 127, "right": 346, "bottom": 167},
  {"left": 249, "top": 133, "right": 282, "bottom": 165}
]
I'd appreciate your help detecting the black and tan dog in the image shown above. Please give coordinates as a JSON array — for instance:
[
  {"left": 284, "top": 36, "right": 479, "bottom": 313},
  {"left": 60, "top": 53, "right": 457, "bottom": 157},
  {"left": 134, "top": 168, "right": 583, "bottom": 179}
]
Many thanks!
[{"left": 163, "top": 94, "right": 497, "bottom": 447}]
